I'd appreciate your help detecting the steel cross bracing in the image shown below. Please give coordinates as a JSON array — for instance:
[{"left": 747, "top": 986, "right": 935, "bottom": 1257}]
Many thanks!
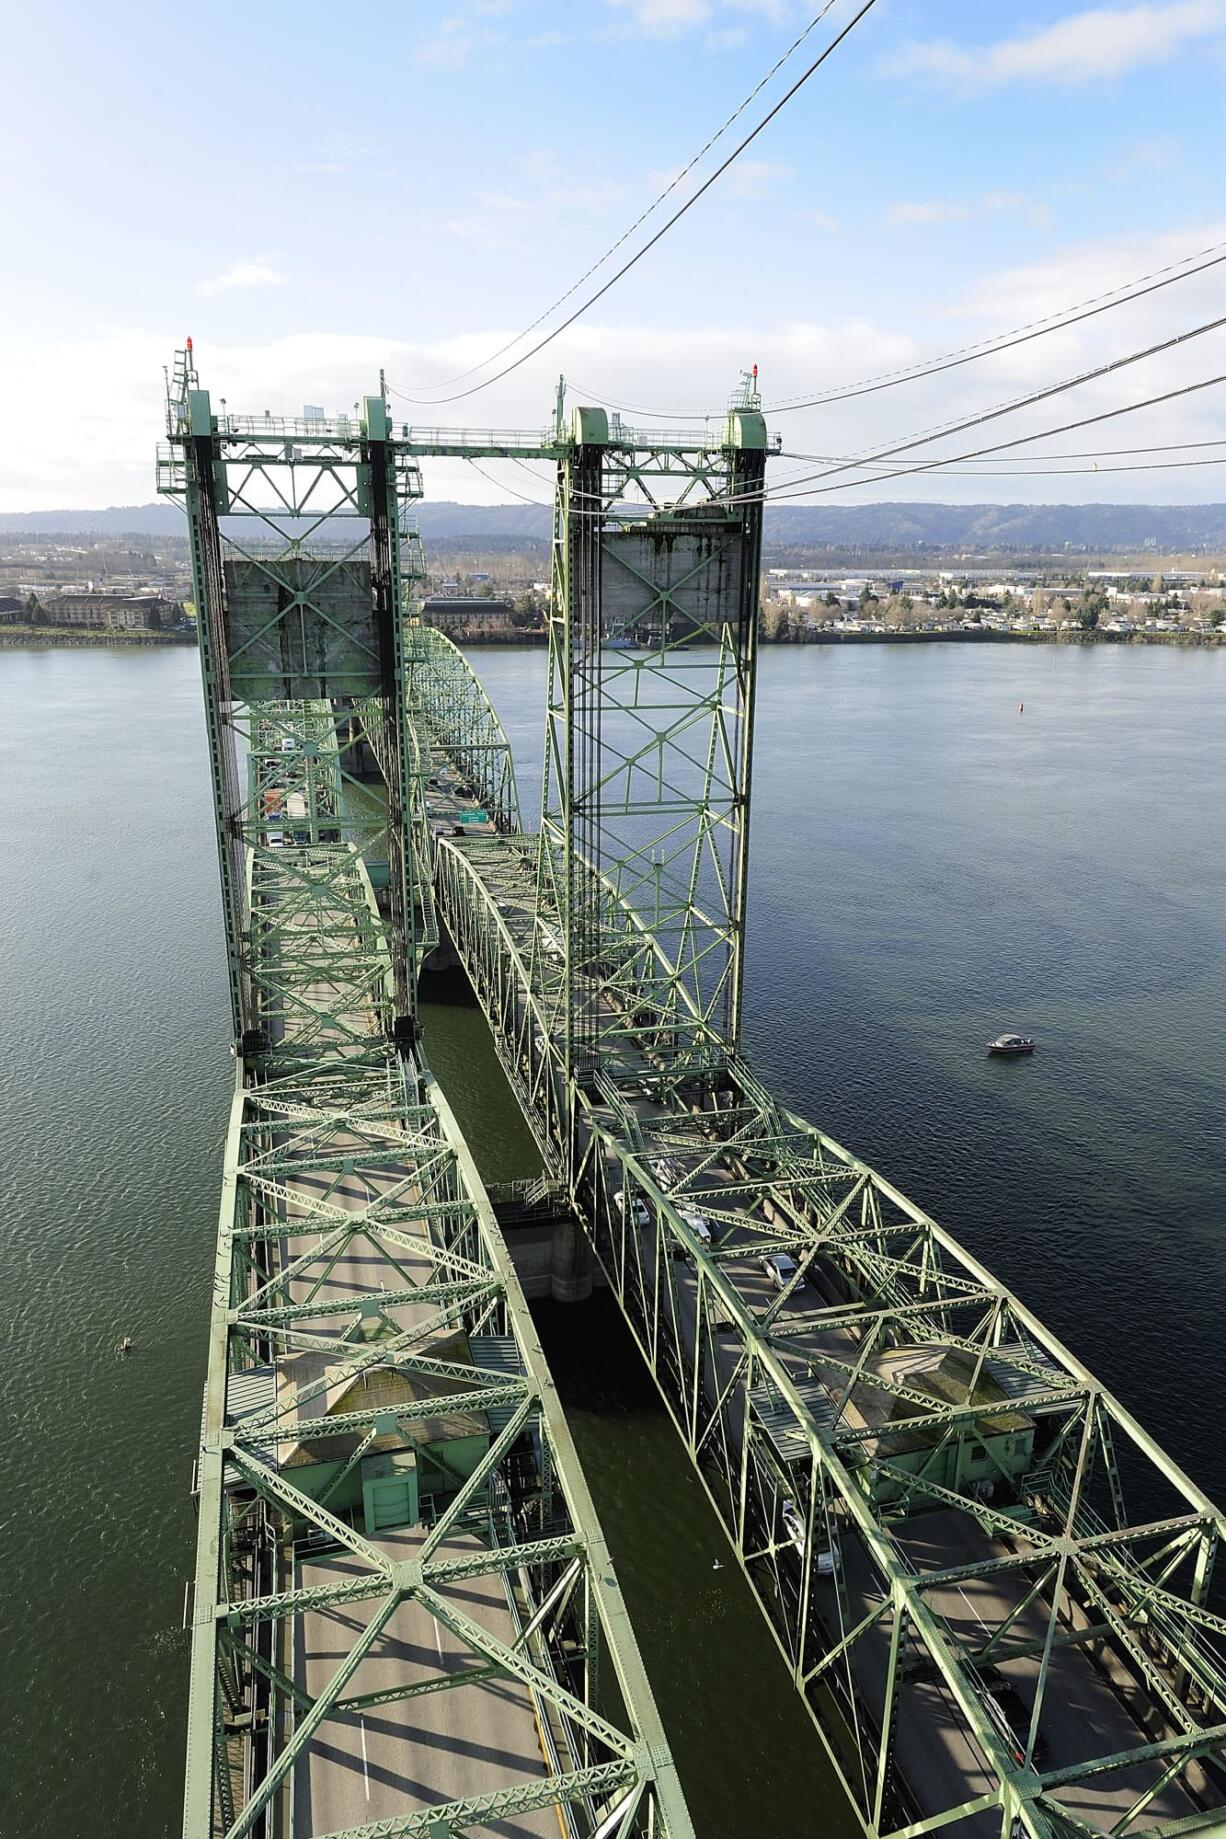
[
  {"left": 162, "top": 352, "right": 690, "bottom": 1839},
  {"left": 412, "top": 392, "right": 1226, "bottom": 1839},
  {"left": 534, "top": 398, "right": 767, "bottom": 1089},
  {"left": 158, "top": 350, "right": 434, "bottom": 1045}
]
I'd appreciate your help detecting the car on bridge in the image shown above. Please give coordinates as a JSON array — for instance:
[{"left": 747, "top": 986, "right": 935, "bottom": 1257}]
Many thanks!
[
  {"left": 678, "top": 1207, "right": 712, "bottom": 1252},
  {"left": 760, "top": 1251, "right": 798, "bottom": 1290},
  {"left": 614, "top": 1186, "right": 650, "bottom": 1228}
]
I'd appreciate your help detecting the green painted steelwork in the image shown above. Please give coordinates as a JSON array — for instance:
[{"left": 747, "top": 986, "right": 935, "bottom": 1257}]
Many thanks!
[
  {"left": 410, "top": 625, "right": 521, "bottom": 836},
  {"left": 413, "top": 387, "right": 1226, "bottom": 1839},
  {"left": 162, "top": 353, "right": 692, "bottom": 1839}
]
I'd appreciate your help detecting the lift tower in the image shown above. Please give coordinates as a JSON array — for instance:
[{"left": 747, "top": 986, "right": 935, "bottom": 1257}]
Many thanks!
[
  {"left": 537, "top": 375, "right": 768, "bottom": 1104},
  {"left": 158, "top": 344, "right": 431, "bottom": 1049}
]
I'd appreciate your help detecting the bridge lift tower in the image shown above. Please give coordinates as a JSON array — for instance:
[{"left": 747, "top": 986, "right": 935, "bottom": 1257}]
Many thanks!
[{"left": 537, "top": 374, "right": 769, "bottom": 1101}]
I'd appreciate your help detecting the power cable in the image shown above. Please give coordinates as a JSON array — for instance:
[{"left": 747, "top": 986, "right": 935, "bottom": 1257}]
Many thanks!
[
  {"left": 763, "top": 238, "right": 1226, "bottom": 412},
  {"left": 394, "top": 2, "right": 844, "bottom": 394},
  {"left": 759, "top": 368, "right": 1226, "bottom": 504},
  {"left": 563, "top": 237, "right": 1226, "bottom": 423},
  {"left": 777, "top": 436, "right": 1226, "bottom": 469},
  {"left": 741, "top": 305, "right": 1226, "bottom": 500},
  {"left": 386, "top": 0, "right": 880, "bottom": 409},
  {"left": 465, "top": 457, "right": 554, "bottom": 507}
]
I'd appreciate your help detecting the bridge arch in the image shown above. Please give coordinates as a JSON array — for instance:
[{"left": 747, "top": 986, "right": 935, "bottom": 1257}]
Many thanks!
[{"left": 410, "top": 625, "right": 521, "bottom": 835}]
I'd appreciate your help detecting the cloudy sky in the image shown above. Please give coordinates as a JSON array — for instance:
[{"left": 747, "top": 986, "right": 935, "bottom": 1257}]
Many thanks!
[{"left": 4, "top": 0, "right": 1226, "bottom": 509}]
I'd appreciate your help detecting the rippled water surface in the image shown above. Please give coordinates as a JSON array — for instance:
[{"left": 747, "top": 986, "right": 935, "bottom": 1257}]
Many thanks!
[{"left": 3, "top": 640, "right": 1224, "bottom": 1836}]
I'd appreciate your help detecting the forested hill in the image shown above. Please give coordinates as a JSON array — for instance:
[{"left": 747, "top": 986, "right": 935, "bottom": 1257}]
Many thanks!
[{"left": 7, "top": 499, "right": 1226, "bottom": 551}]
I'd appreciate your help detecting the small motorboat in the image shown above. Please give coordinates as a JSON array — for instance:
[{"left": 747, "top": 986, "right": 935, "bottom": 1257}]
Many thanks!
[
  {"left": 118, "top": 1336, "right": 134, "bottom": 1355},
  {"left": 988, "top": 1033, "right": 1036, "bottom": 1056}
]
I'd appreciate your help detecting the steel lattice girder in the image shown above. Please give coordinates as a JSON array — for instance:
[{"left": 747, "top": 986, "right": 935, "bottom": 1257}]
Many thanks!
[
  {"left": 538, "top": 420, "right": 766, "bottom": 1086},
  {"left": 408, "top": 625, "right": 522, "bottom": 836},
  {"left": 424, "top": 746, "right": 1226, "bottom": 1838},
  {"left": 182, "top": 732, "right": 690, "bottom": 1839},
  {"left": 405, "top": 406, "right": 1226, "bottom": 1832}
]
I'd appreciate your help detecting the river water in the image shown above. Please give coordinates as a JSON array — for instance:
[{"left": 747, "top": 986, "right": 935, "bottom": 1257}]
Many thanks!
[{"left": 2, "top": 641, "right": 1223, "bottom": 1836}]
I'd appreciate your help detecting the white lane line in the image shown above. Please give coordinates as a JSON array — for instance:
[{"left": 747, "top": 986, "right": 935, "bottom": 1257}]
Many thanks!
[
  {"left": 955, "top": 1583, "right": 993, "bottom": 1638},
  {"left": 359, "top": 1716, "right": 370, "bottom": 1801}
]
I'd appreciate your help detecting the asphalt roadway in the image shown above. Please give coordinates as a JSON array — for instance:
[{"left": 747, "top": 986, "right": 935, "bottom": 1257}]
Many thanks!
[{"left": 291, "top": 1528, "right": 556, "bottom": 1839}]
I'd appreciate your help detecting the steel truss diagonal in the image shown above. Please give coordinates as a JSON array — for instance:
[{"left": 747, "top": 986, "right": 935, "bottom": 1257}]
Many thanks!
[
  {"left": 161, "top": 352, "right": 690, "bottom": 1839},
  {"left": 413, "top": 383, "right": 1226, "bottom": 1839}
]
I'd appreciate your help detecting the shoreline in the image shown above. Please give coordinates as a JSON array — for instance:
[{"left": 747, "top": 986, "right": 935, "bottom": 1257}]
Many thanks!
[
  {"left": 3, "top": 626, "right": 1221, "bottom": 655},
  {"left": 0, "top": 626, "right": 196, "bottom": 649}
]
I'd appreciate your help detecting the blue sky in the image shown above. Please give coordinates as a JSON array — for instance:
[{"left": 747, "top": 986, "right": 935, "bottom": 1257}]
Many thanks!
[{"left": 5, "top": 0, "right": 1226, "bottom": 508}]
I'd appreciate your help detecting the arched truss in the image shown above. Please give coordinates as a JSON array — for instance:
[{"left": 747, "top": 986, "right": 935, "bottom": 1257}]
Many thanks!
[{"left": 410, "top": 624, "right": 522, "bottom": 836}]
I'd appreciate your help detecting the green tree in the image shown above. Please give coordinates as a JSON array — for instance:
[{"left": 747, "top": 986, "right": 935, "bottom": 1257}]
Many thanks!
[
  {"left": 146, "top": 605, "right": 163, "bottom": 631},
  {"left": 25, "top": 592, "right": 44, "bottom": 627}
]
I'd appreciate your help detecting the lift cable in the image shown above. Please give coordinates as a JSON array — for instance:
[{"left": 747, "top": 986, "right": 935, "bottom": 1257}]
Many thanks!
[
  {"left": 385, "top": 0, "right": 880, "bottom": 409},
  {"left": 389, "top": 2, "right": 844, "bottom": 396}
]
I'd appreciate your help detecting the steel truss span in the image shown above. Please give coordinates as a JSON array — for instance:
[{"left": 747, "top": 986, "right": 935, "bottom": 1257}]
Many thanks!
[
  {"left": 160, "top": 352, "right": 689, "bottom": 1839},
  {"left": 412, "top": 384, "right": 1226, "bottom": 1839}
]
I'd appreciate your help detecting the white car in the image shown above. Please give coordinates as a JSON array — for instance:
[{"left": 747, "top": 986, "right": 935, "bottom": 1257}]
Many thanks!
[
  {"left": 760, "top": 1252, "right": 798, "bottom": 1290},
  {"left": 780, "top": 1498, "right": 836, "bottom": 1573},
  {"left": 678, "top": 1207, "right": 712, "bottom": 1250},
  {"left": 649, "top": 1155, "right": 681, "bottom": 1188},
  {"left": 613, "top": 1187, "right": 649, "bottom": 1228}
]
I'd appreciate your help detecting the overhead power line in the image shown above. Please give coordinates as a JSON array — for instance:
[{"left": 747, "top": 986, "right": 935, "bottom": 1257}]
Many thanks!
[
  {"left": 746, "top": 305, "right": 1226, "bottom": 499},
  {"left": 386, "top": 0, "right": 880, "bottom": 409},
  {"left": 777, "top": 436, "right": 1226, "bottom": 469},
  {"left": 563, "top": 236, "right": 1226, "bottom": 424},
  {"left": 394, "top": 1, "right": 843, "bottom": 395},
  {"left": 762, "top": 237, "right": 1226, "bottom": 412},
  {"left": 758, "top": 368, "right": 1226, "bottom": 504}
]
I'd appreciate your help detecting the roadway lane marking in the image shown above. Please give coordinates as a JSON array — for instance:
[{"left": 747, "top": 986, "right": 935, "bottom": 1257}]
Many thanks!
[
  {"left": 359, "top": 1716, "right": 370, "bottom": 1801},
  {"left": 955, "top": 1583, "right": 993, "bottom": 1639}
]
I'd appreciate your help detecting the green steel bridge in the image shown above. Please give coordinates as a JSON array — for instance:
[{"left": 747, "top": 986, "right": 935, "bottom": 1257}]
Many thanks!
[{"left": 163, "top": 348, "right": 1226, "bottom": 1839}]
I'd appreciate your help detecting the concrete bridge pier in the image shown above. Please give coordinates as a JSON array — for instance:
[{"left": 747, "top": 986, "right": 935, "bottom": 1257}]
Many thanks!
[{"left": 489, "top": 1184, "right": 598, "bottom": 1302}]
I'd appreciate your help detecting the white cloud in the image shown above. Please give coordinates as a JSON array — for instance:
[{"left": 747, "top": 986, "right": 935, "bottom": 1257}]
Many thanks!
[
  {"left": 888, "top": 190, "right": 1050, "bottom": 230},
  {"left": 197, "top": 260, "right": 285, "bottom": 298},
  {"left": 9, "top": 228, "right": 1226, "bottom": 515},
  {"left": 725, "top": 157, "right": 793, "bottom": 199},
  {"left": 605, "top": 0, "right": 786, "bottom": 39},
  {"left": 608, "top": 0, "right": 710, "bottom": 32},
  {"left": 884, "top": 1, "right": 1226, "bottom": 88}
]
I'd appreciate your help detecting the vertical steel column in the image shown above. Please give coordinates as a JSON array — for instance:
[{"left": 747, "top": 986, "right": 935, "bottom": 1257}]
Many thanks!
[
  {"left": 366, "top": 412, "right": 418, "bottom": 1043},
  {"left": 182, "top": 391, "right": 253, "bottom": 1046},
  {"left": 723, "top": 431, "right": 766, "bottom": 1058}
]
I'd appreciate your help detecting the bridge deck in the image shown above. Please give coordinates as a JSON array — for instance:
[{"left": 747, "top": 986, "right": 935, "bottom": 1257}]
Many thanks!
[
  {"left": 292, "top": 1529, "right": 554, "bottom": 1838},
  {"left": 183, "top": 705, "right": 689, "bottom": 1839}
]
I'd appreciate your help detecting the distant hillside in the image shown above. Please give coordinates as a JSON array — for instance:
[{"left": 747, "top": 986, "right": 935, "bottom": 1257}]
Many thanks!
[{"left": 7, "top": 499, "right": 1226, "bottom": 552}]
